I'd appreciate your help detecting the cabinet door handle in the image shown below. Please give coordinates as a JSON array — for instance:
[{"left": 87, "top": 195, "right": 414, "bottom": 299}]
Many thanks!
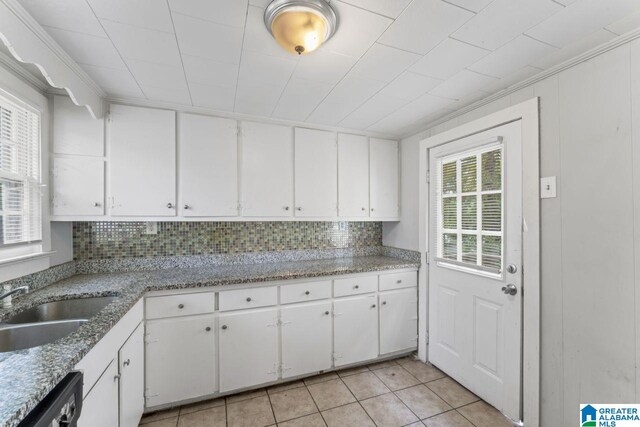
[
  {"left": 361, "top": 207, "right": 366, "bottom": 211},
  {"left": 205, "top": 327, "right": 211, "bottom": 332},
  {"left": 123, "top": 359, "right": 130, "bottom": 366},
  {"left": 324, "top": 311, "right": 330, "bottom": 315},
  {"left": 94, "top": 202, "right": 101, "bottom": 207},
  {"left": 354, "top": 285, "right": 359, "bottom": 289},
  {"left": 371, "top": 304, "right": 376, "bottom": 308},
  {"left": 305, "top": 291, "right": 310, "bottom": 295},
  {"left": 221, "top": 325, "right": 228, "bottom": 330},
  {"left": 184, "top": 204, "right": 190, "bottom": 210},
  {"left": 246, "top": 297, "right": 252, "bottom": 302},
  {"left": 382, "top": 301, "right": 387, "bottom": 305},
  {"left": 396, "top": 280, "right": 402, "bottom": 284},
  {"left": 167, "top": 203, "right": 174, "bottom": 209},
  {"left": 178, "top": 304, "right": 184, "bottom": 309},
  {"left": 296, "top": 207, "right": 302, "bottom": 211},
  {"left": 283, "top": 206, "right": 290, "bottom": 211}
]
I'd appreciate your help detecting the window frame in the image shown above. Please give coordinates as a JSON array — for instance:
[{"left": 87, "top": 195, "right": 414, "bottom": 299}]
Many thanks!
[
  {"left": 435, "top": 139, "right": 505, "bottom": 278},
  {"left": 0, "top": 93, "right": 43, "bottom": 248}
]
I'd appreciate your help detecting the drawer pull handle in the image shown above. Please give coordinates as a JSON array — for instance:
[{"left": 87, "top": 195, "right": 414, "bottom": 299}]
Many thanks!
[
  {"left": 246, "top": 297, "right": 252, "bottom": 302},
  {"left": 305, "top": 291, "right": 310, "bottom": 295},
  {"left": 396, "top": 280, "right": 402, "bottom": 284},
  {"left": 324, "top": 311, "right": 330, "bottom": 315},
  {"left": 382, "top": 301, "right": 387, "bottom": 305},
  {"left": 178, "top": 304, "right": 184, "bottom": 309},
  {"left": 222, "top": 325, "right": 228, "bottom": 330},
  {"left": 205, "top": 327, "right": 211, "bottom": 332},
  {"left": 354, "top": 285, "right": 359, "bottom": 289}
]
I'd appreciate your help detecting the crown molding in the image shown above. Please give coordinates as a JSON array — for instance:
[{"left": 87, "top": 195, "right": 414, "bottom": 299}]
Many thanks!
[
  {"left": 0, "top": 0, "right": 105, "bottom": 117},
  {"left": 401, "top": 27, "right": 640, "bottom": 140},
  {"left": 106, "top": 95, "right": 400, "bottom": 139}
]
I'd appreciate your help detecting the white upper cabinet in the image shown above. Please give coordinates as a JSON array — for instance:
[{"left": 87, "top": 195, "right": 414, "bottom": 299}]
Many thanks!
[
  {"left": 294, "top": 128, "right": 337, "bottom": 218},
  {"left": 179, "top": 114, "right": 238, "bottom": 217},
  {"left": 338, "top": 134, "right": 369, "bottom": 217},
  {"left": 52, "top": 156, "right": 104, "bottom": 216},
  {"left": 240, "top": 122, "right": 293, "bottom": 217},
  {"left": 53, "top": 95, "right": 104, "bottom": 156},
  {"left": 109, "top": 105, "right": 176, "bottom": 216},
  {"left": 370, "top": 138, "right": 399, "bottom": 218}
]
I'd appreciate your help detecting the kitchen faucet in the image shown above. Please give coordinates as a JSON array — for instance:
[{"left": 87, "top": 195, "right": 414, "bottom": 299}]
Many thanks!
[{"left": 0, "top": 285, "right": 29, "bottom": 308}]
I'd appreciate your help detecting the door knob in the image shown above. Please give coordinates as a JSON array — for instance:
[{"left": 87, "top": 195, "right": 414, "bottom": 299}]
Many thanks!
[
  {"left": 502, "top": 284, "right": 517, "bottom": 295},
  {"left": 506, "top": 264, "right": 518, "bottom": 274}
]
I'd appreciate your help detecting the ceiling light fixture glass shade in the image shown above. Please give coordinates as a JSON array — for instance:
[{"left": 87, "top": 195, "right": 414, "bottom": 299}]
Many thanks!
[{"left": 264, "top": 0, "right": 337, "bottom": 55}]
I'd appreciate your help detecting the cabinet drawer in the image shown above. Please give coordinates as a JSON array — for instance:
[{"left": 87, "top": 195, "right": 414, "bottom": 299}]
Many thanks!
[
  {"left": 146, "top": 293, "right": 215, "bottom": 320},
  {"left": 281, "top": 280, "right": 332, "bottom": 304},
  {"left": 333, "top": 275, "right": 377, "bottom": 297},
  {"left": 219, "top": 286, "right": 278, "bottom": 311},
  {"left": 379, "top": 271, "right": 417, "bottom": 291}
]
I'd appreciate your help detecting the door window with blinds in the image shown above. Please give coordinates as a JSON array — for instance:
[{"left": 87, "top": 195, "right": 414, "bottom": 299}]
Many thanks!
[
  {"left": 436, "top": 142, "right": 503, "bottom": 275},
  {"left": 0, "top": 93, "right": 41, "bottom": 247}
]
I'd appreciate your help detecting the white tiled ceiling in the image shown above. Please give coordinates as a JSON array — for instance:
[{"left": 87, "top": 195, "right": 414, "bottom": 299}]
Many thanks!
[{"left": 15, "top": 0, "right": 640, "bottom": 137}]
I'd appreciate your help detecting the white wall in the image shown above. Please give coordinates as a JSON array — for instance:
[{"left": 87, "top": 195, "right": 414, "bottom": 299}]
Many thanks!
[{"left": 385, "top": 38, "right": 640, "bottom": 426}]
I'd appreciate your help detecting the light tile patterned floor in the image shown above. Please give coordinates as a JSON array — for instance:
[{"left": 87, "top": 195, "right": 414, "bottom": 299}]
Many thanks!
[{"left": 139, "top": 356, "right": 516, "bottom": 427}]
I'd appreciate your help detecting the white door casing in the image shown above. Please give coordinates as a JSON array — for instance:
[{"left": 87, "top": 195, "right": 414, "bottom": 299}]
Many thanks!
[{"left": 428, "top": 121, "right": 522, "bottom": 421}]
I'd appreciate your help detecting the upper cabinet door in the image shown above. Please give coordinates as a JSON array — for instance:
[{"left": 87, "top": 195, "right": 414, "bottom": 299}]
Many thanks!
[
  {"left": 109, "top": 105, "right": 176, "bottom": 217},
  {"left": 294, "top": 128, "right": 337, "bottom": 218},
  {"left": 52, "top": 156, "right": 104, "bottom": 216},
  {"left": 338, "top": 134, "right": 369, "bottom": 217},
  {"left": 179, "top": 114, "right": 238, "bottom": 217},
  {"left": 370, "top": 138, "right": 399, "bottom": 219},
  {"left": 53, "top": 95, "right": 104, "bottom": 156},
  {"left": 240, "top": 122, "right": 293, "bottom": 217}
]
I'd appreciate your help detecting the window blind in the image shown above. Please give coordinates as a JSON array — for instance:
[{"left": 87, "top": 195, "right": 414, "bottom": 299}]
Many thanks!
[
  {"left": 436, "top": 143, "right": 503, "bottom": 274},
  {"left": 0, "top": 94, "right": 41, "bottom": 246}
]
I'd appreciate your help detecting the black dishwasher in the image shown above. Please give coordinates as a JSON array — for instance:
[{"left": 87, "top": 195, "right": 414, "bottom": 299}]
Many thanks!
[{"left": 18, "top": 371, "right": 83, "bottom": 427}]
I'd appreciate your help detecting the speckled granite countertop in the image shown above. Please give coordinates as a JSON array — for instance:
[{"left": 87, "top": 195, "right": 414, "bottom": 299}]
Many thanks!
[{"left": 0, "top": 255, "right": 419, "bottom": 427}]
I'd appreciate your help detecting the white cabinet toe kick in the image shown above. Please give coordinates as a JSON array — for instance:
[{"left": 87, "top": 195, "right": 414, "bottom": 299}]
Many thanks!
[{"left": 143, "top": 268, "right": 418, "bottom": 412}]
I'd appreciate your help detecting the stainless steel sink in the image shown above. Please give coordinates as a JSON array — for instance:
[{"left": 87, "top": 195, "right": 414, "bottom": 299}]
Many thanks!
[
  {"left": 0, "top": 320, "right": 87, "bottom": 352},
  {"left": 3, "top": 296, "right": 117, "bottom": 324}
]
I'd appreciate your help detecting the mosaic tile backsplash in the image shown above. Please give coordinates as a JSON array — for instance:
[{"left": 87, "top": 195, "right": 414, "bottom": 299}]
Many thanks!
[{"left": 73, "top": 222, "right": 383, "bottom": 260}]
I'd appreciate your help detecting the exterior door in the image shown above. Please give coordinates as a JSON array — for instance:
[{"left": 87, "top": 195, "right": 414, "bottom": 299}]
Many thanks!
[
  {"left": 428, "top": 121, "right": 522, "bottom": 421},
  {"left": 281, "top": 301, "right": 333, "bottom": 378}
]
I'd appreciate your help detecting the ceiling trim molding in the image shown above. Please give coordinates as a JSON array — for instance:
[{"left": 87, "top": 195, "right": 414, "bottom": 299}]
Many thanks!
[
  {"left": 402, "top": 27, "right": 640, "bottom": 139},
  {"left": 105, "top": 95, "right": 399, "bottom": 139},
  {"left": 0, "top": 0, "right": 106, "bottom": 118},
  {"left": 0, "top": 49, "right": 48, "bottom": 92}
]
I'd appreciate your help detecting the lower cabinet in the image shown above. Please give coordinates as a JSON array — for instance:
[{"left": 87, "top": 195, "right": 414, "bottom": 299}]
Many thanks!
[
  {"left": 119, "top": 324, "right": 145, "bottom": 427},
  {"left": 333, "top": 294, "right": 379, "bottom": 367},
  {"left": 219, "top": 308, "right": 279, "bottom": 392},
  {"left": 78, "top": 359, "right": 119, "bottom": 427},
  {"left": 281, "top": 301, "right": 333, "bottom": 378},
  {"left": 145, "top": 315, "right": 216, "bottom": 407},
  {"left": 379, "top": 288, "right": 418, "bottom": 355}
]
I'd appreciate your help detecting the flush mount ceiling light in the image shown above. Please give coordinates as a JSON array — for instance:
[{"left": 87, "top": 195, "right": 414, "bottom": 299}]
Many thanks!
[{"left": 264, "top": 0, "right": 337, "bottom": 55}]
